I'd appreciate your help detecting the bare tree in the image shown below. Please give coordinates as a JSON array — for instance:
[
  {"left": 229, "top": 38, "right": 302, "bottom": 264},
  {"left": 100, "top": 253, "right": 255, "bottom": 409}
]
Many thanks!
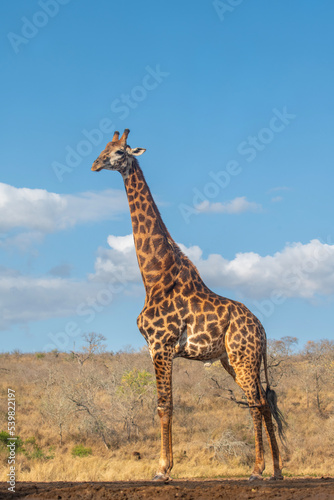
[
  {"left": 302, "top": 340, "right": 334, "bottom": 416},
  {"left": 266, "top": 336, "right": 298, "bottom": 387},
  {"left": 208, "top": 429, "right": 253, "bottom": 465},
  {"left": 41, "top": 386, "right": 74, "bottom": 446},
  {"left": 71, "top": 333, "right": 107, "bottom": 370},
  {"left": 64, "top": 361, "right": 116, "bottom": 449}
]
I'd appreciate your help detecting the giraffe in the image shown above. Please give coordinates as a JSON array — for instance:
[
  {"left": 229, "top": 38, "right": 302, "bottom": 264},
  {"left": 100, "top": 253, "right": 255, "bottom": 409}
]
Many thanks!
[{"left": 91, "top": 129, "right": 285, "bottom": 482}]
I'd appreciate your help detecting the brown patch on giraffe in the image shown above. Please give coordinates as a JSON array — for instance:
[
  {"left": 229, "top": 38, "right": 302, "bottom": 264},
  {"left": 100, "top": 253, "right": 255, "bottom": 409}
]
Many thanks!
[
  {"left": 167, "top": 313, "right": 179, "bottom": 324},
  {"left": 195, "top": 333, "right": 210, "bottom": 343},
  {"left": 229, "top": 342, "right": 239, "bottom": 350},
  {"left": 230, "top": 323, "right": 237, "bottom": 334},
  {"left": 203, "top": 301, "right": 215, "bottom": 312},
  {"left": 190, "top": 297, "right": 201, "bottom": 313},
  {"left": 206, "top": 313, "right": 217, "bottom": 322},
  {"left": 217, "top": 305, "right": 226, "bottom": 316},
  {"left": 168, "top": 324, "right": 180, "bottom": 336},
  {"left": 142, "top": 239, "right": 150, "bottom": 254},
  {"left": 174, "top": 296, "right": 186, "bottom": 309},
  {"left": 161, "top": 300, "right": 175, "bottom": 314},
  {"left": 170, "top": 264, "right": 179, "bottom": 277},
  {"left": 194, "top": 312, "right": 205, "bottom": 324},
  {"left": 236, "top": 316, "right": 245, "bottom": 327},
  {"left": 150, "top": 256, "right": 162, "bottom": 270},
  {"left": 163, "top": 274, "right": 173, "bottom": 286},
  {"left": 145, "top": 307, "right": 156, "bottom": 319},
  {"left": 207, "top": 322, "right": 220, "bottom": 338},
  {"left": 136, "top": 237, "right": 143, "bottom": 250}
]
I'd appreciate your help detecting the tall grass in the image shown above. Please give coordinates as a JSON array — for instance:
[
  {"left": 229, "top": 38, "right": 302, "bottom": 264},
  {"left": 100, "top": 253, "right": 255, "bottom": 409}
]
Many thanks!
[{"left": 0, "top": 340, "right": 333, "bottom": 481}]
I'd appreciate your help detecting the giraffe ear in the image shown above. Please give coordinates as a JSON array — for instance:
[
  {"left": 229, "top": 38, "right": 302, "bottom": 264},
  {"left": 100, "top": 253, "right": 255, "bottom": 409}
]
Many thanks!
[{"left": 130, "top": 147, "right": 146, "bottom": 156}]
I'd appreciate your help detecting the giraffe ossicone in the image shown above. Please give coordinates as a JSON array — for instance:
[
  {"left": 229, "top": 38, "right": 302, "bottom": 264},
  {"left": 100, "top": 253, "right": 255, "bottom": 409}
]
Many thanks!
[{"left": 92, "top": 129, "right": 285, "bottom": 481}]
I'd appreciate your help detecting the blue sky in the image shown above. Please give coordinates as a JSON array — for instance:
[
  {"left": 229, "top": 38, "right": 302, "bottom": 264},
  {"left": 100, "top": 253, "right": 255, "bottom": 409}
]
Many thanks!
[{"left": 1, "top": 0, "right": 334, "bottom": 353}]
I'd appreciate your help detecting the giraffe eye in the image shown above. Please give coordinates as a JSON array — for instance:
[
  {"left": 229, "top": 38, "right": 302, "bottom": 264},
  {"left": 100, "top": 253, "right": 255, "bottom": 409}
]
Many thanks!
[{"left": 115, "top": 149, "right": 124, "bottom": 155}]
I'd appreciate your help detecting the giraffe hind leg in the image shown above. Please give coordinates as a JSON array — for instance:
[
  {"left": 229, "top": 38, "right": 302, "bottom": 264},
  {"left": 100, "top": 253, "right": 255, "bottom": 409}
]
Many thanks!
[
  {"left": 230, "top": 364, "right": 266, "bottom": 480},
  {"left": 246, "top": 394, "right": 266, "bottom": 480},
  {"left": 262, "top": 404, "right": 283, "bottom": 480},
  {"left": 255, "top": 379, "right": 283, "bottom": 480},
  {"left": 236, "top": 370, "right": 283, "bottom": 480},
  {"left": 220, "top": 353, "right": 236, "bottom": 380}
]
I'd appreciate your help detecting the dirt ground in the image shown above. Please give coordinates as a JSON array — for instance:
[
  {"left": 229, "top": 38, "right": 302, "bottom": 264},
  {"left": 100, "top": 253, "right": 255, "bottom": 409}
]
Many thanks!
[{"left": 1, "top": 478, "right": 334, "bottom": 500}]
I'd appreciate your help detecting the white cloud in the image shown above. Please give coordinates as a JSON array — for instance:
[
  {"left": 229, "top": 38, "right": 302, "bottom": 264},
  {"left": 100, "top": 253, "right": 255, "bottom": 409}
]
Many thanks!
[
  {"left": 195, "top": 197, "right": 262, "bottom": 214},
  {"left": 64, "top": 190, "right": 128, "bottom": 227},
  {"left": 107, "top": 234, "right": 134, "bottom": 253},
  {"left": 0, "top": 231, "right": 45, "bottom": 251},
  {"left": 91, "top": 234, "right": 141, "bottom": 284},
  {"left": 0, "top": 267, "right": 99, "bottom": 330},
  {"left": 178, "top": 243, "right": 203, "bottom": 262},
  {"left": 181, "top": 239, "right": 334, "bottom": 299},
  {"left": 0, "top": 183, "right": 127, "bottom": 234},
  {"left": 91, "top": 235, "right": 334, "bottom": 300},
  {"left": 49, "top": 264, "right": 73, "bottom": 278},
  {"left": 1, "top": 234, "right": 333, "bottom": 332}
]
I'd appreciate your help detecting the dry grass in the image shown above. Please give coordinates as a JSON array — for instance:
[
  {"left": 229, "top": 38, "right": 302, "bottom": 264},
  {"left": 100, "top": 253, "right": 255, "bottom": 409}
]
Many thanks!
[{"left": 0, "top": 340, "right": 333, "bottom": 481}]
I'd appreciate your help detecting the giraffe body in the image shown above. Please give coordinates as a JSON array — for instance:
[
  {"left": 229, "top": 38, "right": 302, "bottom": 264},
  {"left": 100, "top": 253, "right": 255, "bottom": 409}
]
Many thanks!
[{"left": 92, "top": 130, "right": 284, "bottom": 481}]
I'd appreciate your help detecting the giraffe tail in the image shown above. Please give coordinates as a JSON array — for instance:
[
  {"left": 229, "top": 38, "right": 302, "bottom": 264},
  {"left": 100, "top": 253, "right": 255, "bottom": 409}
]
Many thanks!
[{"left": 263, "top": 345, "right": 288, "bottom": 444}]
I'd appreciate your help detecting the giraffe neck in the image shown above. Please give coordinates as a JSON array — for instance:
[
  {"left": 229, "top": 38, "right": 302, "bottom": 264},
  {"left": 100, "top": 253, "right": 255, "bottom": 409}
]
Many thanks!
[{"left": 123, "top": 159, "right": 180, "bottom": 296}]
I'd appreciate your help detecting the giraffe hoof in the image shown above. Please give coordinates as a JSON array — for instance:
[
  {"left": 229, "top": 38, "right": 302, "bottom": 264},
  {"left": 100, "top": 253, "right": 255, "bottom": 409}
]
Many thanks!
[
  {"left": 249, "top": 474, "right": 263, "bottom": 481},
  {"left": 152, "top": 474, "right": 172, "bottom": 482},
  {"left": 269, "top": 474, "right": 284, "bottom": 480}
]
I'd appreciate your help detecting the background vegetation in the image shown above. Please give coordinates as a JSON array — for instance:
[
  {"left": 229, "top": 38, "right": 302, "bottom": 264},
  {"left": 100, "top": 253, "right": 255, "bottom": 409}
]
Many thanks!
[{"left": 0, "top": 334, "right": 333, "bottom": 481}]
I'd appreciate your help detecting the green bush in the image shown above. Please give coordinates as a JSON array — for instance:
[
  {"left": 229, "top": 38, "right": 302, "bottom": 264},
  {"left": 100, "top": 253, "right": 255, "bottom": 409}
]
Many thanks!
[
  {"left": 23, "top": 437, "right": 55, "bottom": 460},
  {"left": 0, "top": 430, "right": 10, "bottom": 444},
  {"left": 0, "top": 431, "right": 25, "bottom": 453},
  {"left": 25, "top": 436, "right": 36, "bottom": 445},
  {"left": 118, "top": 368, "right": 154, "bottom": 396},
  {"left": 71, "top": 444, "right": 92, "bottom": 457}
]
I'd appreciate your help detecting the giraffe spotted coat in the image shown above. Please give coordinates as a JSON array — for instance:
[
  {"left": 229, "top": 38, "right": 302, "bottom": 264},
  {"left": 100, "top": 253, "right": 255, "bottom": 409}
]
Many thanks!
[{"left": 92, "top": 129, "right": 284, "bottom": 482}]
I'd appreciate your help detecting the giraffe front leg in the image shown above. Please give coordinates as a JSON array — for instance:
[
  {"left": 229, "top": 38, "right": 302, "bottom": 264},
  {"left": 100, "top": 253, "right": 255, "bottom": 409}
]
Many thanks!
[
  {"left": 151, "top": 347, "right": 174, "bottom": 481},
  {"left": 155, "top": 404, "right": 173, "bottom": 480}
]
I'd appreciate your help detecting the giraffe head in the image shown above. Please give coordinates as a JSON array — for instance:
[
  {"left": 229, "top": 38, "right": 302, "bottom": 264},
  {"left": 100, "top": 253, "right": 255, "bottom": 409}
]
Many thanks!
[{"left": 91, "top": 129, "right": 146, "bottom": 174}]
